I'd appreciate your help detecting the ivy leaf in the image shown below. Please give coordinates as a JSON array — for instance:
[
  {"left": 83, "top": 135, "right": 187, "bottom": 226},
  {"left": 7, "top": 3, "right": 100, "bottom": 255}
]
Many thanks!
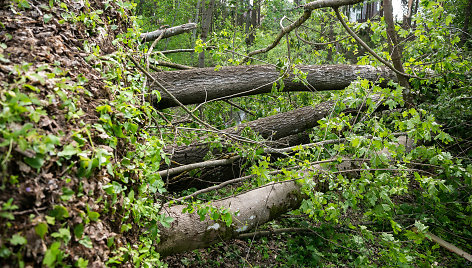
[
  {"left": 74, "top": 224, "right": 84, "bottom": 239},
  {"left": 10, "top": 234, "right": 27, "bottom": 245},
  {"left": 24, "top": 154, "right": 45, "bottom": 169},
  {"left": 78, "top": 236, "right": 93, "bottom": 249},
  {"left": 50, "top": 205, "right": 69, "bottom": 221},
  {"left": 43, "top": 241, "right": 61, "bottom": 267},
  {"left": 221, "top": 212, "right": 232, "bottom": 227},
  {"left": 35, "top": 223, "right": 48, "bottom": 239},
  {"left": 58, "top": 144, "right": 80, "bottom": 157},
  {"left": 43, "top": 14, "right": 53, "bottom": 24}
]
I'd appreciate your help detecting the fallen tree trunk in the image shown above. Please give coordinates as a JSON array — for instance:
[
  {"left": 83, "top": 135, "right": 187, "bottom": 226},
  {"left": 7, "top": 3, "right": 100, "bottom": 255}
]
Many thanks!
[
  {"left": 153, "top": 64, "right": 395, "bottom": 109},
  {"left": 159, "top": 135, "right": 412, "bottom": 256},
  {"left": 140, "top": 23, "right": 197, "bottom": 42},
  {"left": 165, "top": 100, "right": 338, "bottom": 168},
  {"left": 158, "top": 180, "right": 305, "bottom": 256}
]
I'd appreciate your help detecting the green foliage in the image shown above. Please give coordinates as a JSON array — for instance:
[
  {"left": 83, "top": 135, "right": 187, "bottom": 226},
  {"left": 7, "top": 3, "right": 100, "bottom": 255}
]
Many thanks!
[{"left": 2, "top": 0, "right": 471, "bottom": 266}]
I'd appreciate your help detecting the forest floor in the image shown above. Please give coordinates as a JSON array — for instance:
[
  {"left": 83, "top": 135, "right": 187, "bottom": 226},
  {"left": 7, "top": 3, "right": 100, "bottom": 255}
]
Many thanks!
[{"left": 0, "top": 1, "right": 137, "bottom": 266}]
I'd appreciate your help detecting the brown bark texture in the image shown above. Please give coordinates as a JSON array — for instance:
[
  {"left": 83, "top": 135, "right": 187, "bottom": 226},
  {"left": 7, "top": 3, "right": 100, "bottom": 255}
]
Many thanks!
[
  {"left": 153, "top": 64, "right": 395, "bottom": 109},
  {"left": 383, "top": 0, "right": 409, "bottom": 88},
  {"left": 165, "top": 99, "right": 340, "bottom": 168},
  {"left": 198, "top": 0, "right": 215, "bottom": 67},
  {"left": 140, "top": 23, "right": 197, "bottom": 43}
]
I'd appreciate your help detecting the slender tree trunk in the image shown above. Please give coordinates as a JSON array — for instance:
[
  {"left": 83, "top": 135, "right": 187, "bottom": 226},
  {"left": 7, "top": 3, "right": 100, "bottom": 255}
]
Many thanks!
[
  {"left": 383, "top": 0, "right": 412, "bottom": 104},
  {"left": 199, "top": 0, "right": 215, "bottom": 68},
  {"left": 165, "top": 0, "right": 180, "bottom": 50},
  {"left": 191, "top": 0, "right": 201, "bottom": 64},
  {"left": 462, "top": 0, "right": 472, "bottom": 46}
]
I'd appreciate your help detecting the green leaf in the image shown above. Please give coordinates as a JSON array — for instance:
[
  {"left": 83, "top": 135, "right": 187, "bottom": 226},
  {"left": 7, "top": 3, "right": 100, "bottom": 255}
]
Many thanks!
[
  {"left": 51, "top": 228, "right": 71, "bottom": 244},
  {"left": 60, "top": 187, "right": 74, "bottom": 201},
  {"left": 88, "top": 211, "right": 100, "bottom": 222},
  {"left": 76, "top": 257, "right": 89, "bottom": 268},
  {"left": 351, "top": 136, "right": 361, "bottom": 148},
  {"left": 45, "top": 215, "right": 55, "bottom": 225},
  {"left": 42, "top": 13, "right": 53, "bottom": 23},
  {"left": 43, "top": 241, "right": 61, "bottom": 267},
  {"left": 10, "top": 234, "right": 27, "bottom": 245},
  {"left": 221, "top": 212, "right": 232, "bottom": 227},
  {"left": 57, "top": 144, "right": 80, "bottom": 157},
  {"left": 35, "top": 223, "right": 48, "bottom": 239},
  {"left": 74, "top": 223, "right": 84, "bottom": 239},
  {"left": 50, "top": 205, "right": 69, "bottom": 221},
  {"left": 0, "top": 212, "right": 14, "bottom": 220},
  {"left": 78, "top": 236, "right": 93, "bottom": 249},
  {"left": 24, "top": 154, "right": 45, "bottom": 169}
]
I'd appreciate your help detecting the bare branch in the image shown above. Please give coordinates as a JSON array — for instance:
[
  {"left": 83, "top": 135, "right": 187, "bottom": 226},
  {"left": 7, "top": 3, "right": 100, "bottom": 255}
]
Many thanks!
[
  {"left": 140, "top": 23, "right": 197, "bottom": 43},
  {"left": 241, "top": 0, "right": 364, "bottom": 63},
  {"left": 149, "top": 59, "right": 193, "bottom": 70}
]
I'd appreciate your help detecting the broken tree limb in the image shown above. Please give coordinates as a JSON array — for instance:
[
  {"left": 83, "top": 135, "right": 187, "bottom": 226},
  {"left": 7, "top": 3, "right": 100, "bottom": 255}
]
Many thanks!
[
  {"left": 238, "top": 228, "right": 311, "bottom": 239},
  {"left": 140, "top": 23, "right": 197, "bottom": 42},
  {"left": 153, "top": 64, "right": 395, "bottom": 109},
  {"left": 149, "top": 58, "right": 193, "bottom": 70},
  {"left": 158, "top": 137, "right": 413, "bottom": 256},
  {"left": 158, "top": 180, "right": 305, "bottom": 256},
  {"left": 412, "top": 227, "right": 472, "bottom": 262},
  {"left": 158, "top": 156, "right": 239, "bottom": 178},
  {"left": 160, "top": 132, "right": 408, "bottom": 190}
]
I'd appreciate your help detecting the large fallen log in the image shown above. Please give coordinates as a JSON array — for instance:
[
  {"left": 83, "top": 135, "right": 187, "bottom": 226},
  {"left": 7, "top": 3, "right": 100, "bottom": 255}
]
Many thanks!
[
  {"left": 140, "top": 23, "right": 197, "bottom": 42},
  {"left": 158, "top": 180, "right": 305, "bottom": 256},
  {"left": 153, "top": 64, "right": 395, "bottom": 109}
]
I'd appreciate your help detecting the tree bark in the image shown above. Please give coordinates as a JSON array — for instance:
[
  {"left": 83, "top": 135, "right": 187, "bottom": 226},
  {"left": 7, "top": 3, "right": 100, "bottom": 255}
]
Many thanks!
[
  {"left": 153, "top": 64, "right": 395, "bottom": 109},
  {"left": 383, "top": 0, "right": 411, "bottom": 104},
  {"left": 198, "top": 0, "right": 216, "bottom": 68},
  {"left": 158, "top": 180, "right": 305, "bottom": 256},
  {"left": 140, "top": 23, "right": 197, "bottom": 43},
  {"left": 165, "top": 99, "right": 340, "bottom": 168}
]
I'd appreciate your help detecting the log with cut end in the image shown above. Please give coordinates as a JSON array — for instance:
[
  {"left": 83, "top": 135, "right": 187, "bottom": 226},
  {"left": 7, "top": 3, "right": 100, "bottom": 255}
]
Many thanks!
[
  {"left": 140, "top": 23, "right": 197, "bottom": 42},
  {"left": 157, "top": 180, "right": 305, "bottom": 256},
  {"left": 158, "top": 136, "right": 412, "bottom": 256},
  {"left": 153, "top": 64, "right": 395, "bottom": 109}
]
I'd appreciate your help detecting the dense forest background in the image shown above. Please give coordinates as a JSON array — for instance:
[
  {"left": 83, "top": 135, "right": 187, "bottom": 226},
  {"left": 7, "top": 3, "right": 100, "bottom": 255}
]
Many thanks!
[{"left": 0, "top": 0, "right": 471, "bottom": 267}]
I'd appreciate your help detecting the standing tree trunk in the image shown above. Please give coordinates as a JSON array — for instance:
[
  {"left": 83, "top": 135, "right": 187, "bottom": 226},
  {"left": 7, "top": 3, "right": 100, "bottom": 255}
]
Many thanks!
[
  {"left": 192, "top": 0, "right": 201, "bottom": 66},
  {"left": 462, "top": 0, "right": 472, "bottom": 46},
  {"left": 383, "top": 0, "right": 412, "bottom": 104},
  {"left": 199, "top": 0, "right": 215, "bottom": 68}
]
